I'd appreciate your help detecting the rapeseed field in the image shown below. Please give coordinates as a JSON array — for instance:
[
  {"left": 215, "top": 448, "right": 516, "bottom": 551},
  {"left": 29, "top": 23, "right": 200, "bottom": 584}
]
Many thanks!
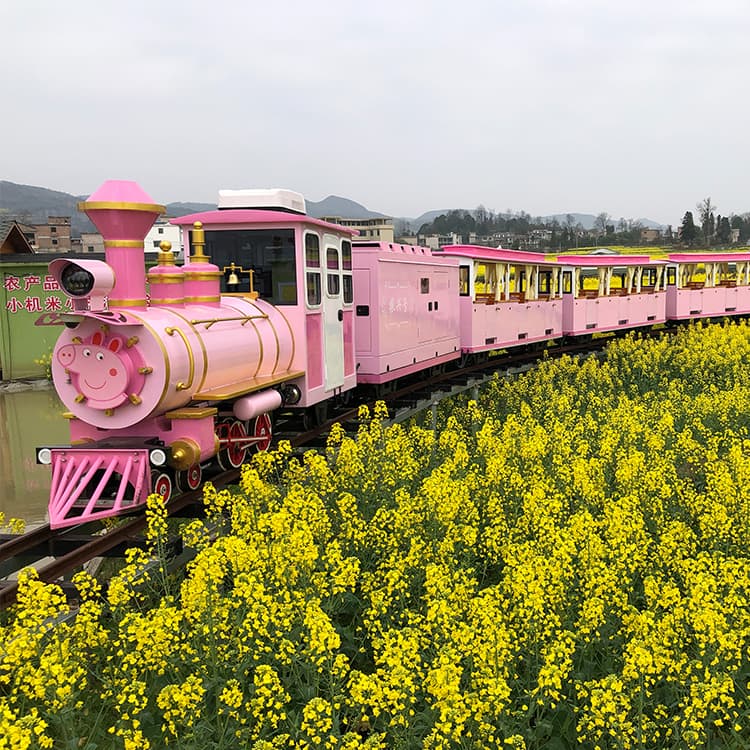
[{"left": 3, "top": 320, "right": 750, "bottom": 749}]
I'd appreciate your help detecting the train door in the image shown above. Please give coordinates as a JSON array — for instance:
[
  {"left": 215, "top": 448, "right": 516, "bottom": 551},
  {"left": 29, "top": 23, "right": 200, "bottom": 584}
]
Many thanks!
[{"left": 323, "top": 234, "right": 345, "bottom": 389}]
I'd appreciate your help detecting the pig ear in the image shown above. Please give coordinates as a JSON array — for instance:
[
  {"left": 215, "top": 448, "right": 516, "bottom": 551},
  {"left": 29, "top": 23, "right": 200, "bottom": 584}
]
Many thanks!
[
  {"left": 108, "top": 338, "right": 122, "bottom": 353},
  {"left": 91, "top": 331, "right": 103, "bottom": 346}
]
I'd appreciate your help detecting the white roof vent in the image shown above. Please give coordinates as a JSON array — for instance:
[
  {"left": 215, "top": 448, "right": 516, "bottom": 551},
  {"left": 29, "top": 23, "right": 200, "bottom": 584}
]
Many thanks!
[{"left": 217, "top": 188, "right": 306, "bottom": 214}]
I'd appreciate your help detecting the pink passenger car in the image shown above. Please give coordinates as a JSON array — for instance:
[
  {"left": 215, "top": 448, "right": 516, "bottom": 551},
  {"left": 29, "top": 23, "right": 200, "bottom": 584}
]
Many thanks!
[
  {"left": 558, "top": 255, "right": 666, "bottom": 335},
  {"left": 666, "top": 252, "right": 750, "bottom": 320},
  {"left": 436, "top": 246, "right": 563, "bottom": 353},
  {"left": 352, "top": 242, "right": 461, "bottom": 383}
]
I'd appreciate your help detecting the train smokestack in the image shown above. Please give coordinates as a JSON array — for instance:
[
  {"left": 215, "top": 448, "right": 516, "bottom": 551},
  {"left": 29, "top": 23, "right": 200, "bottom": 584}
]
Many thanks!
[
  {"left": 183, "top": 221, "right": 221, "bottom": 306},
  {"left": 78, "top": 180, "right": 165, "bottom": 309}
]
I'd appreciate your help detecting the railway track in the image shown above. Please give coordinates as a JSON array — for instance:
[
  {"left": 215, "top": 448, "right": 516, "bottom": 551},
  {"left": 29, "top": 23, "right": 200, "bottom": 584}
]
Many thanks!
[
  {"left": 0, "top": 477, "right": 210, "bottom": 608},
  {"left": 0, "top": 330, "right": 653, "bottom": 610}
]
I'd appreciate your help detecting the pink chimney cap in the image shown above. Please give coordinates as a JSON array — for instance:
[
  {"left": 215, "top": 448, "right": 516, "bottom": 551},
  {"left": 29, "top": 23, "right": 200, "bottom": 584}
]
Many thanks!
[{"left": 78, "top": 180, "right": 165, "bottom": 214}]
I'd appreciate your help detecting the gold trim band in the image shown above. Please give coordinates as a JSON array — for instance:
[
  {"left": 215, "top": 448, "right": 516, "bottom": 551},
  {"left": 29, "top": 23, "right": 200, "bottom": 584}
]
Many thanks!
[
  {"left": 189, "top": 313, "right": 268, "bottom": 329},
  {"left": 108, "top": 298, "right": 147, "bottom": 307},
  {"left": 165, "top": 309, "right": 208, "bottom": 393},
  {"left": 195, "top": 370, "right": 305, "bottom": 401},
  {"left": 165, "top": 407, "right": 218, "bottom": 420},
  {"left": 221, "top": 297, "right": 262, "bottom": 377},
  {"left": 276, "top": 305, "right": 296, "bottom": 372},
  {"left": 223, "top": 291, "right": 260, "bottom": 299},
  {"left": 183, "top": 295, "right": 220, "bottom": 303},
  {"left": 78, "top": 200, "right": 166, "bottom": 213},
  {"left": 149, "top": 297, "right": 185, "bottom": 305},
  {"left": 105, "top": 240, "right": 144, "bottom": 248},
  {"left": 165, "top": 326, "right": 195, "bottom": 391},
  {"left": 183, "top": 272, "right": 223, "bottom": 280},
  {"left": 126, "top": 311, "right": 171, "bottom": 408},
  {"left": 147, "top": 274, "right": 185, "bottom": 284}
]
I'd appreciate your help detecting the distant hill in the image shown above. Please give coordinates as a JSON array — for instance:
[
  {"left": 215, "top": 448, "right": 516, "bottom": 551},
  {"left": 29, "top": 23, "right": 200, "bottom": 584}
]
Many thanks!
[
  {"left": 0, "top": 182, "right": 217, "bottom": 236},
  {"left": 165, "top": 201, "right": 215, "bottom": 215},
  {"left": 165, "top": 195, "right": 384, "bottom": 220},
  {"left": 306, "top": 195, "right": 385, "bottom": 219},
  {"left": 0, "top": 182, "right": 386, "bottom": 235},
  {"left": 0, "top": 181, "right": 92, "bottom": 235},
  {"left": 403, "top": 209, "right": 454, "bottom": 233},
  {"left": 0, "top": 180, "right": 665, "bottom": 239}
]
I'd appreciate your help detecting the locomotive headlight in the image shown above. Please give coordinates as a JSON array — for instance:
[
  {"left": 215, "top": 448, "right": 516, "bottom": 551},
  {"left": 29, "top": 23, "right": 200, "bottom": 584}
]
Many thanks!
[
  {"left": 49, "top": 259, "right": 115, "bottom": 310},
  {"left": 60, "top": 264, "right": 95, "bottom": 297},
  {"left": 149, "top": 448, "right": 167, "bottom": 467},
  {"left": 37, "top": 447, "right": 52, "bottom": 465}
]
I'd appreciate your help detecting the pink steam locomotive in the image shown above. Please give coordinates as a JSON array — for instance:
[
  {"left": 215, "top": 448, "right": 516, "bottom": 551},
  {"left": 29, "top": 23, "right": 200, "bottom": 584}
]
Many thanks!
[{"left": 36, "top": 179, "right": 750, "bottom": 528}]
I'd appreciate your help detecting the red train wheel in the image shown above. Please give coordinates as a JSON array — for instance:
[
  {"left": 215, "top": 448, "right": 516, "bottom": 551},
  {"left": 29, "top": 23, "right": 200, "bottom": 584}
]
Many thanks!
[
  {"left": 176, "top": 463, "right": 202, "bottom": 492},
  {"left": 217, "top": 419, "right": 249, "bottom": 469},
  {"left": 252, "top": 413, "right": 273, "bottom": 452},
  {"left": 151, "top": 470, "right": 172, "bottom": 502}
]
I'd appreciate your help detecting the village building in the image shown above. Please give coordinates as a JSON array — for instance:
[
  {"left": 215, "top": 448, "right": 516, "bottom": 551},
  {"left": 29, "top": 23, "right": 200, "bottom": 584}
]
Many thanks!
[{"left": 0, "top": 219, "right": 34, "bottom": 254}]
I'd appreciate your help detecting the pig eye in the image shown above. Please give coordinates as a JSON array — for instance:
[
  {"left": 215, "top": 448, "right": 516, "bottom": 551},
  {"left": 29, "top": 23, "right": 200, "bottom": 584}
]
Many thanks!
[
  {"left": 83, "top": 349, "right": 91, "bottom": 357},
  {"left": 96, "top": 352, "right": 105, "bottom": 361}
]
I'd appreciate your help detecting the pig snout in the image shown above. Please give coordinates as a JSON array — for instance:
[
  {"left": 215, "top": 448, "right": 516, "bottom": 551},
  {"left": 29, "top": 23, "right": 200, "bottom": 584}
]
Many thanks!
[{"left": 57, "top": 345, "right": 76, "bottom": 367}]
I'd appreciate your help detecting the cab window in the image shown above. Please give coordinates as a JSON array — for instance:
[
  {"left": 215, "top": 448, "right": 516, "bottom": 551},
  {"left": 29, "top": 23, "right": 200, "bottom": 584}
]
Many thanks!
[
  {"left": 305, "top": 233, "right": 321, "bottom": 306},
  {"left": 203, "top": 228, "right": 297, "bottom": 304},
  {"left": 327, "top": 247, "right": 340, "bottom": 296},
  {"left": 342, "top": 240, "right": 353, "bottom": 304}
]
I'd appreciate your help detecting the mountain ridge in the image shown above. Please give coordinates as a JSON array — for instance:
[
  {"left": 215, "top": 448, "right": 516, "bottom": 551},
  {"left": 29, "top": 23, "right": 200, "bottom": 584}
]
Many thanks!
[{"left": 0, "top": 179, "right": 665, "bottom": 237}]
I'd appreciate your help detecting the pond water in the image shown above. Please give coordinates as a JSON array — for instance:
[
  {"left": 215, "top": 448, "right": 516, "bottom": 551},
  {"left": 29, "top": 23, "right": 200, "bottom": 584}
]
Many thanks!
[{"left": 0, "top": 384, "right": 68, "bottom": 527}]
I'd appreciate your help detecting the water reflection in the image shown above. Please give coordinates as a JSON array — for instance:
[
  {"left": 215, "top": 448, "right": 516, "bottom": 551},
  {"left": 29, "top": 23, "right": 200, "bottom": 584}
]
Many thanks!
[{"left": 0, "top": 386, "right": 68, "bottom": 526}]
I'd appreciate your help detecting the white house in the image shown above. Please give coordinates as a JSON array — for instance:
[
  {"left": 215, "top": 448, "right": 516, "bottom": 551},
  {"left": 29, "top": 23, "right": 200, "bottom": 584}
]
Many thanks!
[{"left": 144, "top": 219, "right": 183, "bottom": 259}]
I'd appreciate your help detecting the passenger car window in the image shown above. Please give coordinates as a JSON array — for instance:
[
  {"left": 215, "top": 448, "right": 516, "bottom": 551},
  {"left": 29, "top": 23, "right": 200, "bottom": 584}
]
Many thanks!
[{"left": 459, "top": 266, "right": 470, "bottom": 296}]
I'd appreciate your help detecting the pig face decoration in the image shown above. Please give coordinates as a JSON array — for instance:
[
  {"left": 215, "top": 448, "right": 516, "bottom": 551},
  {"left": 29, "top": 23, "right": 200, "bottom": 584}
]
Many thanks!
[{"left": 57, "top": 331, "right": 146, "bottom": 411}]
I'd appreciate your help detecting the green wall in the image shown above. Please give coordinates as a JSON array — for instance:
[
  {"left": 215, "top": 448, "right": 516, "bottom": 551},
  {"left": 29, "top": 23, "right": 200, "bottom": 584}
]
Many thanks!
[
  {"left": 0, "top": 255, "right": 80, "bottom": 380},
  {"left": 0, "top": 254, "right": 157, "bottom": 381}
]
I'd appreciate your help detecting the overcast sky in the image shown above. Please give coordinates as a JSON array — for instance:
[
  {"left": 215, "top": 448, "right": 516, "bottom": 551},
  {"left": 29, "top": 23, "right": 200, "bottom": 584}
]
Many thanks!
[{"left": 2, "top": 0, "right": 749, "bottom": 225}]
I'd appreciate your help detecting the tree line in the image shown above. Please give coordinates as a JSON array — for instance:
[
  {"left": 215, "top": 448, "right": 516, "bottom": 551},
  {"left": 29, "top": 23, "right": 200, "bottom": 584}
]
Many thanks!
[
  {"left": 415, "top": 198, "right": 750, "bottom": 250},
  {"left": 416, "top": 206, "right": 659, "bottom": 249},
  {"left": 677, "top": 197, "right": 750, "bottom": 247},
  {"left": 417, "top": 207, "right": 534, "bottom": 237}
]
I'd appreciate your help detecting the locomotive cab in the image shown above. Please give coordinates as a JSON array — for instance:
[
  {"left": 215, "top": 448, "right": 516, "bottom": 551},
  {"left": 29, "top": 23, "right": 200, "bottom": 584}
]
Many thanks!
[{"left": 171, "top": 189, "right": 360, "bottom": 416}]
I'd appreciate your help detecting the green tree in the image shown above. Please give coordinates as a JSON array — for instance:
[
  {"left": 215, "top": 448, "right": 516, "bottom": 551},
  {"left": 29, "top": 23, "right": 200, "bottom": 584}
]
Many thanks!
[
  {"left": 730, "top": 213, "right": 750, "bottom": 242},
  {"left": 594, "top": 212, "right": 610, "bottom": 235},
  {"left": 717, "top": 215, "right": 732, "bottom": 244},
  {"left": 697, "top": 197, "right": 717, "bottom": 245},
  {"left": 679, "top": 211, "right": 698, "bottom": 245}
]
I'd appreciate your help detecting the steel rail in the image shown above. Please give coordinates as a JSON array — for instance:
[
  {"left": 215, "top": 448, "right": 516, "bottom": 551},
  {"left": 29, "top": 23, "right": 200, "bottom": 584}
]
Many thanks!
[
  {"left": 0, "top": 522, "right": 55, "bottom": 563},
  {"left": 0, "top": 473, "right": 237, "bottom": 608}
]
